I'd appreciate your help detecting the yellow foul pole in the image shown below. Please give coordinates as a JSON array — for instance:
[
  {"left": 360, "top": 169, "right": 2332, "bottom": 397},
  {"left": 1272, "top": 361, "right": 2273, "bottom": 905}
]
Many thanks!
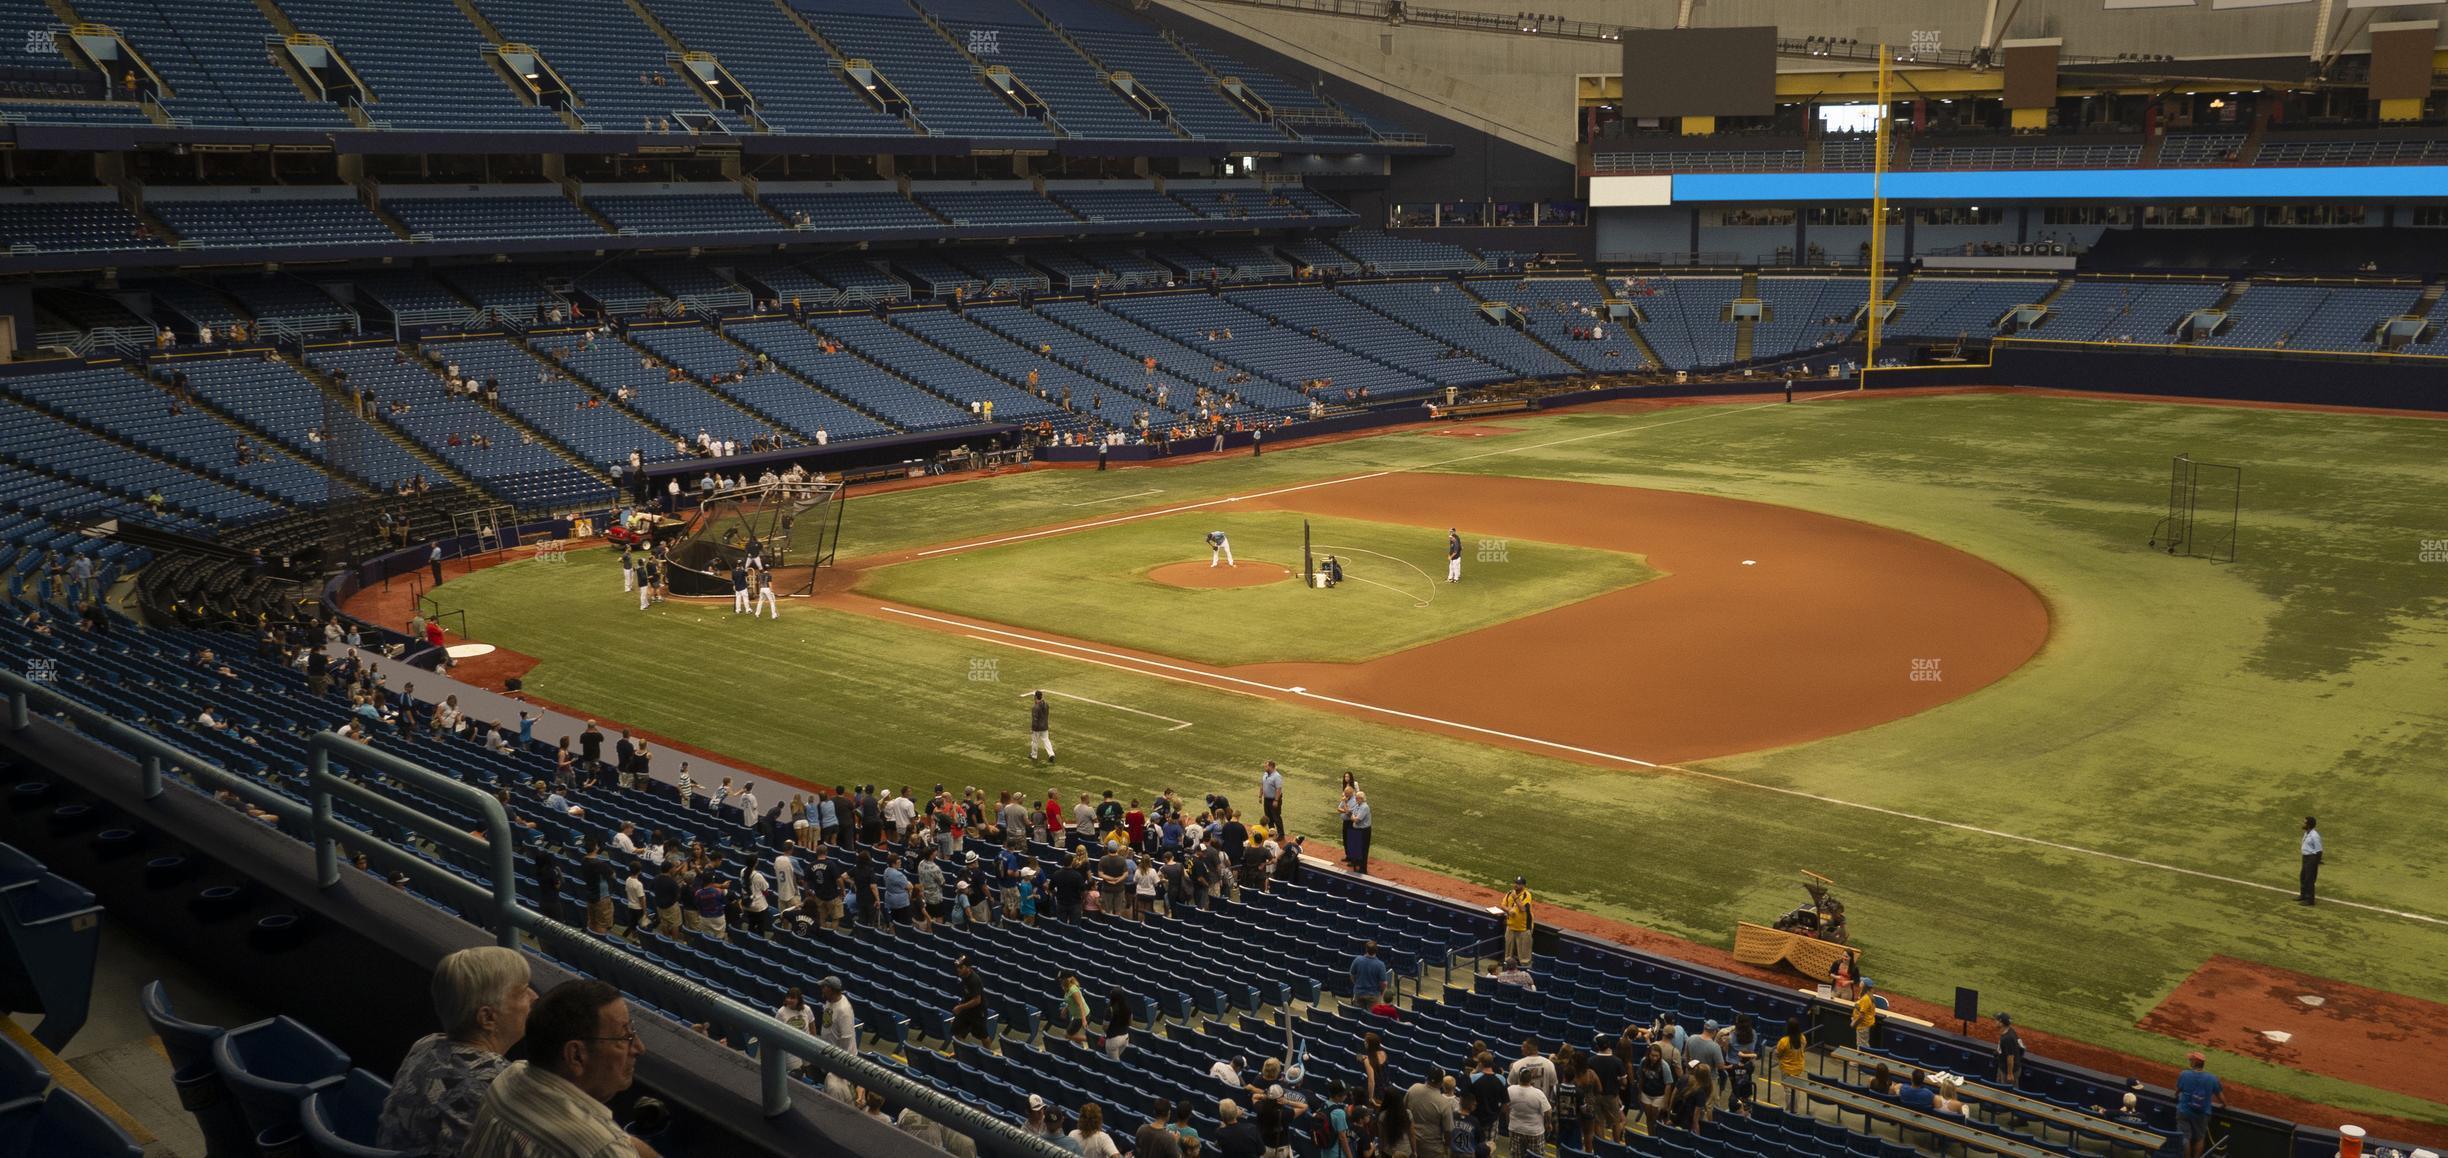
[{"left": 1860, "top": 44, "right": 1891, "bottom": 390}]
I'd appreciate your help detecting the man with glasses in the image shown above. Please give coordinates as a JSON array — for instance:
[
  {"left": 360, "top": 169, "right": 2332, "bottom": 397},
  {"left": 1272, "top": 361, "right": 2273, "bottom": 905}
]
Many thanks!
[{"left": 466, "top": 978, "right": 655, "bottom": 1157}]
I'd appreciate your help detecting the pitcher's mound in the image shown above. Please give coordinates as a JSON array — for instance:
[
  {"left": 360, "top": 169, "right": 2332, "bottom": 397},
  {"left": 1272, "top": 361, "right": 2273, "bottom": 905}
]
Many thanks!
[{"left": 1149, "top": 561, "right": 1294, "bottom": 589}]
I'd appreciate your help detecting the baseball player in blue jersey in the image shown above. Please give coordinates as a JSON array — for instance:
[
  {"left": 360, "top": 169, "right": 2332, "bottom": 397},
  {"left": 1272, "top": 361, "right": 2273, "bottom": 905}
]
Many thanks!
[
  {"left": 1447, "top": 527, "right": 1463, "bottom": 582},
  {"left": 1207, "top": 530, "right": 1235, "bottom": 568}
]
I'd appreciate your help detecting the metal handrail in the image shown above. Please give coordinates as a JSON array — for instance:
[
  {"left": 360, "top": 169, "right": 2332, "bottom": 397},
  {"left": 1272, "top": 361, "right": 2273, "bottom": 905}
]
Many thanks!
[{"left": 4, "top": 674, "right": 1065, "bottom": 1155}]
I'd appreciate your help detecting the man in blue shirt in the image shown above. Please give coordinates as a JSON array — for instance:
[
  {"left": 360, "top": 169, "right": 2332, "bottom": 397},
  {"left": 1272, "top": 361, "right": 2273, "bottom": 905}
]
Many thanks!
[
  {"left": 1259, "top": 761, "right": 1284, "bottom": 834},
  {"left": 2175, "top": 1053, "right": 2223, "bottom": 1158},
  {"left": 1350, "top": 941, "right": 1391, "bottom": 1005},
  {"left": 1897, "top": 1071, "right": 1936, "bottom": 1111},
  {"left": 2298, "top": 816, "right": 2322, "bottom": 905}
]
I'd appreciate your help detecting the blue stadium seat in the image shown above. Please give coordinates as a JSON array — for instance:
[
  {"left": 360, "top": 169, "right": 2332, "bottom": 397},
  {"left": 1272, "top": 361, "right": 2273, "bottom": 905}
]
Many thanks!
[
  {"left": 299, "top": 1068, "right": 403, "bottom": 1158},
  {"left": 0, "top": 1087, "right": 142, "bottom": 1158},
  {"left": 210, "top": 1016, "right": 352, "bottom": 1152}
]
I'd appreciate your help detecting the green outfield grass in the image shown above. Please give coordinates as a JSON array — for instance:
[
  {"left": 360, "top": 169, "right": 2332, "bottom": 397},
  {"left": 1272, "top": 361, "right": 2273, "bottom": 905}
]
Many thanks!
[
  {"left": 855, "top": 509, "right": 1657, "bottom": 665},
  {"left": 438, "top": 393, "right": 2448, "bottom": 1126}
]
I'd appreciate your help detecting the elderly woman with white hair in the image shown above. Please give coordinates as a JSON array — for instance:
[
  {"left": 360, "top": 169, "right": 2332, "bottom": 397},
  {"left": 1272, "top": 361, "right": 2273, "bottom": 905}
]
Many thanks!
[{"left": 376, "top": 946, "right": 537, "bottom": 1155}]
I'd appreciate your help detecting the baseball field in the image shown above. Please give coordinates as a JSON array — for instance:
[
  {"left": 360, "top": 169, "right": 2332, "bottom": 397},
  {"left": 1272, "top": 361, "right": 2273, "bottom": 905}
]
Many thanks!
[{"left": 431, "top": 387, "right": 2448, "bottom": 1129}]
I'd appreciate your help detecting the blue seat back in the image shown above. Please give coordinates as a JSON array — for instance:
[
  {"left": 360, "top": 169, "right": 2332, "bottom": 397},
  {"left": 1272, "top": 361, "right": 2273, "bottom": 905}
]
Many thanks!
[
  {"left": 210, "top": 1015, "right": 350, "bottom": 1148},
  {"left": 301, "top": 1068, "right": 405, "bottom": 1158}
]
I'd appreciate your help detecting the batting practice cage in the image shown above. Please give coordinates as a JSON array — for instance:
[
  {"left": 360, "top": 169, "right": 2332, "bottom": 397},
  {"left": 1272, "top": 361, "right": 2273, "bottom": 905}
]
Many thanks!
[
  {"left": 2148, "top": 453, "right": 2241, "bottom": 563},
  {"left": 661, "top": 479, "right": 845, "bottom": 597}
]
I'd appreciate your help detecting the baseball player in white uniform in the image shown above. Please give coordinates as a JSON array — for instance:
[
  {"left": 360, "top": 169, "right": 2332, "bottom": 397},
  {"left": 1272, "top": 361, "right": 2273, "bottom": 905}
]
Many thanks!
[
  {"left": 1207, "top": 530, "right": 1235, "bottom": 568},
  {"left": 1447, "top": 528, "right": 1463, "bottom": 582}
]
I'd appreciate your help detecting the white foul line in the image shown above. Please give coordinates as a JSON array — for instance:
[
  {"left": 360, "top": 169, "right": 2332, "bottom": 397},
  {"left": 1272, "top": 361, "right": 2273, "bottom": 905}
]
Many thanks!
[
  {"left": 908, "top": 392, "right": 1831, "bottom": 562},
  {"left": 961, "top": 634, "right": 1272, "bottom": 701},
  {"left": 1063, "top": 488, "right": 1164, "bottom": 508},
  {"left": 897, "top": 606, "right": 2445, "bottom": 928},
  {"left": 1013, "top": 687, "right": 1193, "bottom": 730}
]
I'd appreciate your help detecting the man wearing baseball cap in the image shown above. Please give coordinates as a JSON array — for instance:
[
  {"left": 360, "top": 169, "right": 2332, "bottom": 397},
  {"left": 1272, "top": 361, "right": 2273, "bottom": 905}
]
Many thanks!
[
  {"left": 1850, "top": 979, "right": 1879, "bottom": 1049},
  {"left": 1502, "top": 877, "right": 1535, "bottom": 968},
  {"left": 2175, "top": 1052, "right": 2223, "bottom": 1158}
]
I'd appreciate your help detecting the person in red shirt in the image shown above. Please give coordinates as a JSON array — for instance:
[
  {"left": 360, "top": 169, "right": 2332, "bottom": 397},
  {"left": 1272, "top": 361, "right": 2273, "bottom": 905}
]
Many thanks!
[
  {"left": 425, "top": 619, "right": 446, "bottom": 648},
  {"left": 1045, "top": 790, "right": 1066, "bottom": 847},
  {"left": 1124, "top": 801, "right": 1147, "bottom": 851}
]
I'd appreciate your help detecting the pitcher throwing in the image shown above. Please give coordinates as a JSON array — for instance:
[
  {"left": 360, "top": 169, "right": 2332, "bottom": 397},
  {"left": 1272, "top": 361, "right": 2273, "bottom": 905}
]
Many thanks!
[{"left": 1206, "top": 530, "right": 1236, "bottom": 568}]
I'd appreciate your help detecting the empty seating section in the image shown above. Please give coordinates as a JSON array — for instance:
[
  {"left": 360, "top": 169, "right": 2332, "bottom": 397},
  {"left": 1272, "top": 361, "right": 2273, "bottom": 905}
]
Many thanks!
[
  {"left": 441, "top": 338, "right": 671, "bottom": 470},
  {"left": 3, "top": 365, "right": 338, "bottom": 505},
  {"left": 814, "top": 313, "right": 1063, "bottom": 424},
  {"left": 806, "top": 257, "right": 911, "bottom": 302},
  {"left": 1050, "top": 187, "right": 1196, "bottom": 224},
  {"left": 348, "top": 272, "right": 476, "bottom": 323},
  {"left": 303, "top": 343, "right": 606, "bottom": 508},
  {"left": 470, "top": 0, "right": 744, "bottom": 133},
  {"left": 926, "top": 0, "right": 1168, "bottom": 140},
  {"left": 72, "top": 0, "right": 346, "bottom": 127},
  {"left": 1037, "top": 299, "right": 1308, "bottom": 411},
  {"left": 726, "top": 317, "right": 971, "bottom": 431},
  {"left": 1467, "top": 277, "right": 1622, "bottom": 372},
  {"left": 1749, "top": 277, "right": 1862, "bottom": 358},
  {"left": 2283, "top": 286, "right": 2421, "bottom": 351},
  {"left": 216, "top": 277, "right": 358, "bottom": 332},
  {"left": 1170, "top": 185, "right": 1352, "bottom": 224},
  {"left": 1591, "top": 148, "right": 1803, "bottom": 174},
  {"left": 383, "top": 190, "right": 606, "bottom": 240},
  {"left": 1913, "top": 141, "right": 2141, "bottom": 169},
  {"left": 639, "top": 0, "right": 909, "bottom": 136},
  {"left": 733, "top": 260, "right": 845, "bottom": 306},
  {"left": 1883, "top": 278, "right": 2048, "bottom": 339},
  {"left": 1631, "top": 277, "right": 1741, "bottom": 368},
  {"left": 1073, "top": 247, "right": 1172, "bottom": 287},
  {"left": 1142, "top": 243, "right": 1217, "bottom": 282},
  {"left": 950, "top": 253, "right": 1050, "bottom": 294},
  {"left": 1040, "top": 0, "right": 1267, "bottom": 140},
  {"left": 2255, "top": 136, "right": 2446, "bottom": 166},
  {"left": 1819, "top": 135, "right": 1886, "bottom": 170},
  {"left": 1230, "top": 285, "right": 1505, "bottom": 387},
  {"left": 2157, "top": 132, "right": 2245, "bottom": 165},
  {"left": 2201, "top": 284, "right": 2413, "bottom": 351},
  {"left": 1192, "top": 241, "right": 1289, "bottom": 281},
  {"left": 893, "top": 254, "right": 987, "bottom": 298},
  {"left": 439, "top": 268, "right": 559, "bottom": 325},
  {"left": 1277, "top": 238, "right": 1358, "bottom": 276},
  {"left": 914, "top": 188, "right": 1080, "bottom": 228},
  {"left": 1105, "top": 293, "right": 1434, "bottom": 400},
  {"left": 544, "top": 265, "right": 664, "bottom": 316},
  {"left": 0, "top": 194, "right": 161, "bottom": 253},
  {"left": 626, "top": 324, "right": 892, "bottom": 442},
  {"left": 2037, "top": 280, "right": 2226, "bottom": 341},
  {"left": 791, "top": 0, "right": 1048, "bottom": 139},
  {"left": 147, "top": 282, "right": 245, "bottom": 333},
  {"left": 174, "top": 356, "right": 438, "bottom": 490},
  {"left": 271, "top": 0, "right": 565, "bottom": 131},
  {"left": 0, "top": 0, "right": 152, "bottom": 125},
  {"left": 148, "top": 196, "right": 395, "bottom": 247},
  {"left": 544, "top": 333, "right": 771, "bottom": 454},
  {"left": 1329, "top": 229, "right": 1484, "bottom": 273},
  {"left": 1028, "top": 251, "right": 1110, "bottom": 291},
  {"left": 760, "top": 189, "right": 941, "bottom": 233},
  {"left": 0, "top": 394, "right": 278, "bottom": 524},
  {"left": 587, "top": 190, "right": 781, "bottom": 236},
  {"left": 961, "top": 304, "right": 1202, "bottom": 420},
  {"left": 1337, "top": 281, "right": 1576, "bottom": 379},
  {"left": 887, "top": 311, "right": 1100, "bottom": 432},
  {"left": 630, "top": 262, "right": 750, "bottom": 309}
]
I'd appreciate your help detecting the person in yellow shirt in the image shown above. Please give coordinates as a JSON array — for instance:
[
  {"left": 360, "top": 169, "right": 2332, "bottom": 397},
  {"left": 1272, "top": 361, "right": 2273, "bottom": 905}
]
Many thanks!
[
  {"left": 1773, "top": 1015, "right": 1809, "bottom": 1111},
  {"left": 1502, "top": 877, "right": 1535, "bottom": 967},
  {"left": 1851, "top": 980, "right": 1880, "bottom": 1049}
]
